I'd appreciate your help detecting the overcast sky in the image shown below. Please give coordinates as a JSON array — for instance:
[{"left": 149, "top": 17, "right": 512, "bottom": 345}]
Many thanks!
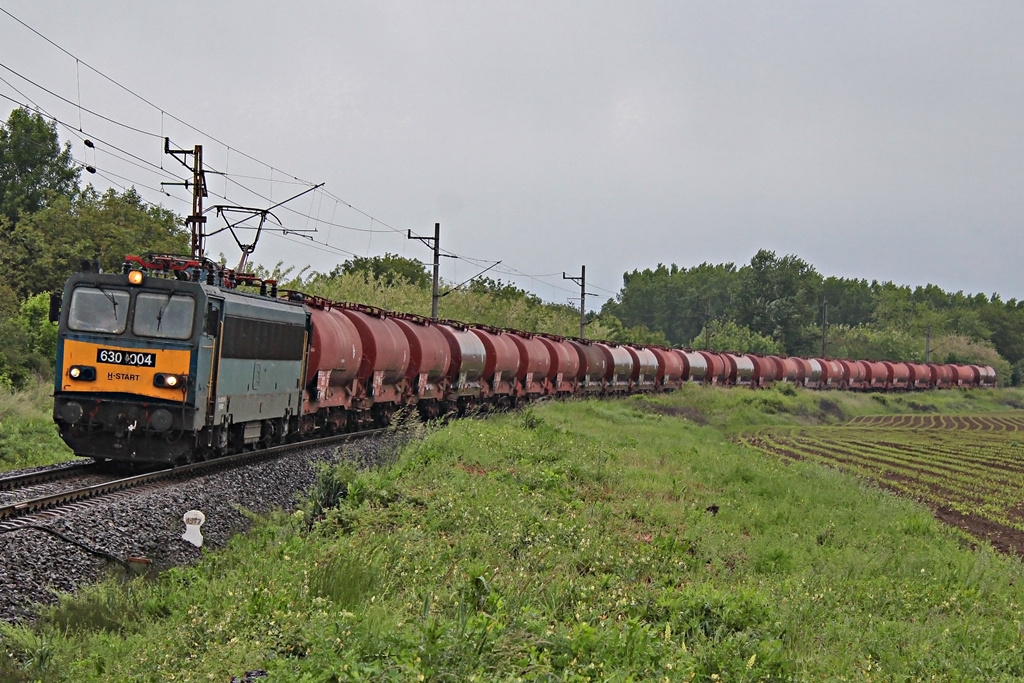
[{"left": 2, "top": 1, "right": 1022, "bottom": 307}]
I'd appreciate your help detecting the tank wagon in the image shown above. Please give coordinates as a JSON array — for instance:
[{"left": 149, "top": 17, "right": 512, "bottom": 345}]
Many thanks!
[{"left": 50, "top": 255, "right": 997, "bottom": 465}]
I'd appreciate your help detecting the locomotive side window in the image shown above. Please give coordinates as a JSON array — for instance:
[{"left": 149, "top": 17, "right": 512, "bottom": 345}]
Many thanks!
[
  {"left": 204, "top": 301, "right": 222, "bottom": 337},
  {"left": 222, "top": 316, "right": 305, "bottom": 360},
  {"left": 67, "top": 286, "right": 130, "bottom": 334},
  {"left": 133, "top": 293, "right": 196, "bottom": 340}
]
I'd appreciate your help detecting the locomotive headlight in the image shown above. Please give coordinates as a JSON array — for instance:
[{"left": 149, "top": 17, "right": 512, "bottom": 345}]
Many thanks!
[
  {"left": 68, "top": 365, "right": 96, "bottom": 381},
  {"left": 127, "top": 269, "right": 144, "bottom": 285},
  {"left": 154, "top": 373, "right": 187, "bottom": 388}
]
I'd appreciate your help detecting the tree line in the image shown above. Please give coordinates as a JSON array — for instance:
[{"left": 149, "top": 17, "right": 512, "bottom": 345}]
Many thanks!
[{"left": 601, "top": 250, "right": 1018, "bottom": 383}]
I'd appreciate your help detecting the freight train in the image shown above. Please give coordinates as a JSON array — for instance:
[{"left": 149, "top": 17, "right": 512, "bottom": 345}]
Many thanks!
[{"left": 50, "top": 255, "right": 997, "bottom": 465}]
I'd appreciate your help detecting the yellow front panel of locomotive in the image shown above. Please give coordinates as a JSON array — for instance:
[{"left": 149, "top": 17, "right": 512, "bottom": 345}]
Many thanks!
[{"left": 61, "top": 339, "right": 192, "bottom": 401}]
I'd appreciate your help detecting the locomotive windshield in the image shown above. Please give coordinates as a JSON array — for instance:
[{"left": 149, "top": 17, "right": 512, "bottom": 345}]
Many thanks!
[
  {"left": 67, "top": 286, "right": 130, "bottom": 334},
  {"left": 133, "top": 293, "right": 196, "bottom": 340}
]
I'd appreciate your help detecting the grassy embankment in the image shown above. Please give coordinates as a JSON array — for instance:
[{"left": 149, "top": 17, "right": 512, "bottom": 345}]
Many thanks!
[
  {"left": 0, "top": 378, "right": 70, "bottom": 471},
  {"left": 4, "top": 385, "right": 1024, "bottom": 680}
]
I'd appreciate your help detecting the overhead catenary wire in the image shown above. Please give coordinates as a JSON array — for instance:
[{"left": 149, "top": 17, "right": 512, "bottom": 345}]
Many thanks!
[
  {"left": 0, "top": 61, "right": 163, "bottom": 139},
  {"left": 0, "top": 12, "right": 405, "bottom": 240},
  {"left": 0, "top": 9, "right": 619, "bottom": 304},
  {"left": 0, "top": 91, "right": 186, "bottom": 185},
  {"left": 1, "top": 87, "right": 600, "bottom": 300}
]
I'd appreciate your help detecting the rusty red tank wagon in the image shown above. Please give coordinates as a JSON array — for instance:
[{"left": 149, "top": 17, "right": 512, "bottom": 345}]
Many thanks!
[
  {"left": 698, "top": 351, "right": 727, "bottom": 385},
  {"left": 537, "top": 334, "right": 579, "bottom": 395},
  {"left": 815, "top": 359, "right": 843, "bottom": 389},
  {"left": 837, "top": 360, "right": 865, "bottom": 389},
  {"left": 929, "top": 363, "right": 954, "bottom": 389},
  {"left": 905, "top": 363, "right": 932, "bottom": 390},
  {"left": 748, "top": 355, "right": 777, "bottom": 387},
  {"left": 790, "top": 357, "right": 813, "bottom": 386},
  {"left": 568, "top": 339, "right": 608, "bottom": 393},
  {"left": 649, "top": 347, "right": 685, "bottom": 390},
  {"left": 303, "top": 305, "right": 364, "bottom": 433},
  {"left": 339, "top": 305, "right": 411, "bottom": 416},
  {"left": 772, "top": 357, "right": 800, "bottom": 383},
  {"left": 506, "top": 330, "right": 552, "bottom": 398},
  {"left": 392, "top": 315, "right": 451, "bottom": 417},
  {"left": 470, "top": 326, "right": 521, "bottom": 401}
]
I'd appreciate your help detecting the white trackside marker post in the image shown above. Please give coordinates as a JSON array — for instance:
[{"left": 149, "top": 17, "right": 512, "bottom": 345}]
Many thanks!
[{"left": 182, "top": 510, "right": 206, "bottom": 547}]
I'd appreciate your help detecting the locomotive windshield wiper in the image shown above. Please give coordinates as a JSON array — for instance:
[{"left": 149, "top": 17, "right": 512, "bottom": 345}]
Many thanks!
[
  {"left": 155, "top": 292, "right": 173, "bottom": 332},
  {"left": 95, "top": 284, "right": 120, "bottom": 319}
]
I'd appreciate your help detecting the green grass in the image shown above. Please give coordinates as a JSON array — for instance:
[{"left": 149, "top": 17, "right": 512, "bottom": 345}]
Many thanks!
[
  {"left": 0, "top": 377, "right": 73, "bottom": 471},
  {"left": 6, "top": 388, "right": 1024, "bottom": 680},
  {"left": 744, "top": 418, "right": 1024, "bottom": 535}
]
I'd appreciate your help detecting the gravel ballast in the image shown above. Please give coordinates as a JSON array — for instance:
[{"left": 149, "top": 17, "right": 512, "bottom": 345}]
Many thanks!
[{"left": 0, "top": 431, "right": 412, "bottom": 623}]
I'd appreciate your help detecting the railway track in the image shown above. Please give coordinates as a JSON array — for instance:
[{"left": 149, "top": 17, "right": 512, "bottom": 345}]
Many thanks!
[
  {"left": 0, "top": 430, "right": 385, "bottom": 533},
  {"left": 0, "top": 461, "right": 105, "bottom": 492}
]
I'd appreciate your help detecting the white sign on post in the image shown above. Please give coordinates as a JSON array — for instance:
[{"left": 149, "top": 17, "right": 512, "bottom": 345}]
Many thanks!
[{"left": 182, "top": 509, "right": 206, "bottom": 547}]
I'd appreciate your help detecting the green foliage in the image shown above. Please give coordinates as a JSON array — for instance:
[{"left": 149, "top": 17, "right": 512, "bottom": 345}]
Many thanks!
[
  {"left": 603, "top": 261, "right": 739, "bottom": 346},
  {"left": 0, "top": 187, "right": 187, "bottom": 300},
  {"left": 821, "top": 275, "right": 876, "bottom": 327},
  {"left": 331, "top": 252, "right": 431, "bottom": 288},
  {"left": 0, "top": 108, "right": 80, "bottom": 225},
  {"left": 18, "top": 292, "right": 58, "bottom": 361},
  {"left": 689, "top": 319, "right": 782, "bottom": 354},
  {"left": 0, "top": 620, "right": 58, "bottom": 679},
  {"left": 596, "top": 313, "right": 670, "bottom": 345},
  {"left": 826, "top": 323, "right": 921, "bottom": 361},
  {"left": 0, "top": 293, "right": 59, "bottom": 390},
  {"left": 734, "top": 249, "right": 822, "bottom": 355},
  {"left": 0, "top": 378, "right": 73, "bottom": 470}
]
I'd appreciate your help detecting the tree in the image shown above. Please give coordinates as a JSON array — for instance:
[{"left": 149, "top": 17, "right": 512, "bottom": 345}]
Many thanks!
[
  {"left": 603, "top": 262, "right": 739, "bottom": 345},
  {"left": 0, "top": 292, "right": 58, "bottom": 390},
  {"left": 820, "top": 276, "right": 876, "bottom": 327},
  {"left": 330, "top": 253, "right": 431, "bottom": 288},
  {"left": 734, "top": 250, "right": 822, "bottom": 355},
  {"left": 0, "top": 108, "right": 80, "bottom": 225},
  {"left": 981, "top": 299, "right": 1024, "bottom": 365},
  {"left": 688, "top": 320, "right": 781, "bottom": 355},
  {"left": 596, "top": 313, "right": 670, "bottom": 346},
  {"left": 0, "top": 187, "right": 187, "bottom": 300}
]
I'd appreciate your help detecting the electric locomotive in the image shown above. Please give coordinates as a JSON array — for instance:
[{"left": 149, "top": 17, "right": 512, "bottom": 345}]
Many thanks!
[{"left": 52, "top": 255, "right": 307, "bottom": 464}]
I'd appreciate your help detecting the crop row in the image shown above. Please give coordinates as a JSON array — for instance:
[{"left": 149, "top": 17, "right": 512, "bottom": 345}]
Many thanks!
[
  {"left": 742, "top": 424, "right": 1024, "bottom": 536},
  {"left": 845, "top": 413, "right": 1024, "bottom": 430}
]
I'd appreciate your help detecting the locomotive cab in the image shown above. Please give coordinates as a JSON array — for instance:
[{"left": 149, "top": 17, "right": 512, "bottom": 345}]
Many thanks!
[
  {"left": 53, "top": 268, "right": 210, "bottom": 463},
  {"left": 53, "top": 255, "right": 309, "bottom": 465}
]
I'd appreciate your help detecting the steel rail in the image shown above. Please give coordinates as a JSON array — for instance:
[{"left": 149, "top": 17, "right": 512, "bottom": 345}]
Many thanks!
[
  {"left": 0, "top": 462, "right": 103, "bottom": 492},
  {"left": 0, "top": 429, "right": 386, "bottom": 525}
]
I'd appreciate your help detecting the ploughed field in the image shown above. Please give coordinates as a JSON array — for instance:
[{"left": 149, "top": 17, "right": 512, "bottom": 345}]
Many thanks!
[
  {"left": 742, "top": 410, "right": 1024, "bottom": 555},
  {"left": 846, "top": 412, "right": 1024, "bottom": 430}
]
